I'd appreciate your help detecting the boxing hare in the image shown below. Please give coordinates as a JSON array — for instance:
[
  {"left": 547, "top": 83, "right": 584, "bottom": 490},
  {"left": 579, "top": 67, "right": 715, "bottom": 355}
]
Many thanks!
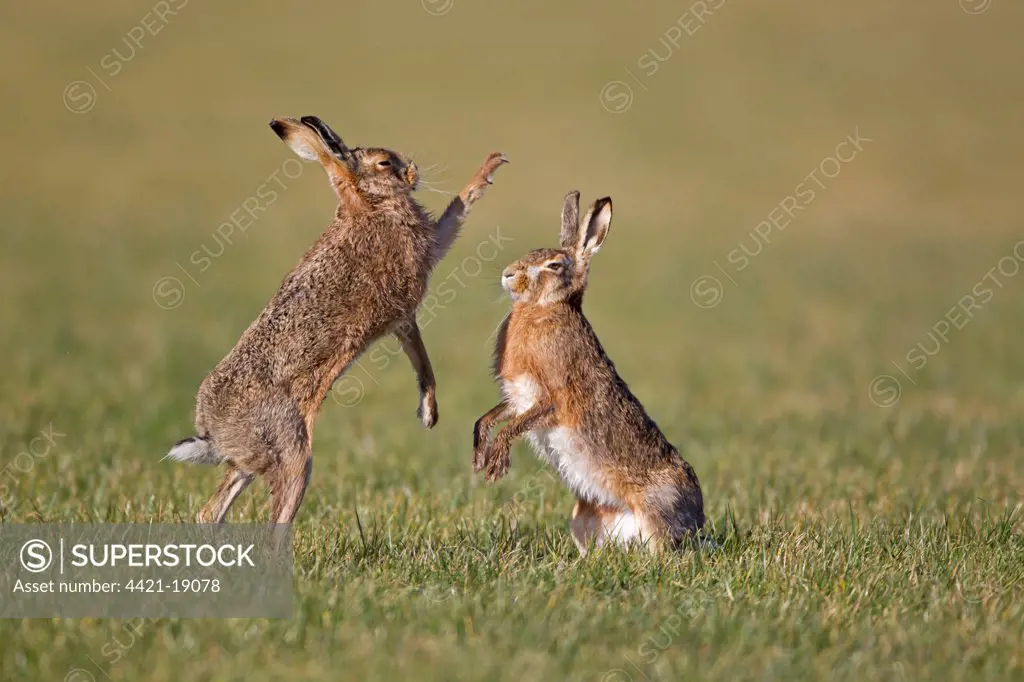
[
  {"left": 168, "top": 115, "right": 507, "bottom": 524},
  {"left": 473, "top": 192, "right": 704, "bottom": 554}
]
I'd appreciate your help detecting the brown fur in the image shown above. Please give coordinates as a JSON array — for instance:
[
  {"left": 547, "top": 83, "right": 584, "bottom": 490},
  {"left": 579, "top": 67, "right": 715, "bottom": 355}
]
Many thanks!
[
  {"left": 473, "top": 192, "right": 704, "bottom": 553},
  {"left": 169, "top": 115, "right": 507, "bottom": 524}
]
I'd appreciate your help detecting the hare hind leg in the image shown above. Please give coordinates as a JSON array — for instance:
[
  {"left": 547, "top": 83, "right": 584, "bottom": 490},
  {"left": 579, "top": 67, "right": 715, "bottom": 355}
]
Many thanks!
[
  {"left": 570, "top": 499, "right": 604, "bottom": 554},
  {"left": 202, "top": 393, "right": 312, "bottom": 525},
  {"left": 263, "top": 399, "right": 314, "bottom": 525},
  {"left": 269, "top": 448, "right": 312, "bottom": 525},
  {"left": 646, "top": 464, "right": 705, "bottom": 548},
  {"left": 198, "top": 465, "right": 254, "bottom": 523}
]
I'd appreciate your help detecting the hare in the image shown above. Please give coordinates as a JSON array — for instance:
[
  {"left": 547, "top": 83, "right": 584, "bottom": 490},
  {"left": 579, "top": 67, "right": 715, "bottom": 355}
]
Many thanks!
[
  {"left": 167, "top": 115, "right": 507, "bottom": 524},
  {"left": 472, "top": 192, "right": 704, "bottom": 554}
]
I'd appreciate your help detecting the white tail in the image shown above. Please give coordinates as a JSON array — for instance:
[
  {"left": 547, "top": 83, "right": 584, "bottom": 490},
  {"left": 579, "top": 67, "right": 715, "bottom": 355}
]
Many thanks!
[{"left": 163, "top": 436, "right": 222, "bottom": 465}]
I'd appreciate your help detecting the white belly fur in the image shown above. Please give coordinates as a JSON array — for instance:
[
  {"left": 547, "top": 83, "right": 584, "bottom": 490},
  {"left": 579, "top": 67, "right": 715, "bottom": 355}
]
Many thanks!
[
  {"left": 605, "top": 510, "right": 643, "bottom": 543},
  {"left": 502, "top": 375, "right": 623, "bottom": 509}
]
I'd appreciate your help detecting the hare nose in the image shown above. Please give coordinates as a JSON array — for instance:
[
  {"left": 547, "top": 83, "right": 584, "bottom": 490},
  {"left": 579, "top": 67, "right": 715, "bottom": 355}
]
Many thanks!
[{"left": 502, "top": 270, "right": 515, "bottom": 280}]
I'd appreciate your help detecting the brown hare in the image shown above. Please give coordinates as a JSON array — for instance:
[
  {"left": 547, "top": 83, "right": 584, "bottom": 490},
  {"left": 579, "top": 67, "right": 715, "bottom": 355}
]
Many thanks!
[
  {"left": 472, "top": 192, "right": 704, "bottom": 554},
  {"left": 167, "top": 115, "right": 507, "bottom": 524}
]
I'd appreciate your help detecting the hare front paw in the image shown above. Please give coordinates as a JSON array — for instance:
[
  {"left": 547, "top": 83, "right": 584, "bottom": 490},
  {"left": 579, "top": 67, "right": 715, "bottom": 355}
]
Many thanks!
[
  {"left": 472, "top": 442, "right": 488, "bottom": 474},
  {"left": 478, "top": 152, "right": 509, "bottom": 185},
  {"left": 418, "top": 392, "right": 438, "bottom": 429},
  {"left": 466, "top": 152, "right": 508, "bottom": 202},
  {"left": 472, "top": 418, "right": 492, "bottom": 472},
  {"left": 484, "top": 443, "right": 511, "bottom": 483}
]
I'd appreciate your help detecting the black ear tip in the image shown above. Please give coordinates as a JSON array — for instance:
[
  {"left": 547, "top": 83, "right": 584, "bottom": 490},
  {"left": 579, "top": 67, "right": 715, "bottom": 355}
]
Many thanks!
[
  {"left": 269, "top": 119, "right": 285, "bottom": 136},
  {"left": 299, "top": 115, "right": 322, "bottom": 127},
  {"left": 597, "top": 196, "right": 613, "bottom": 209}
]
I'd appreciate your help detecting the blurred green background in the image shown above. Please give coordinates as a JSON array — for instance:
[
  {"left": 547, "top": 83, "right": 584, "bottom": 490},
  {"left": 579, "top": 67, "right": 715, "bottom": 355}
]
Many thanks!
[{"left": 1, "top": 0, "right": 1023, "bottom": 680}]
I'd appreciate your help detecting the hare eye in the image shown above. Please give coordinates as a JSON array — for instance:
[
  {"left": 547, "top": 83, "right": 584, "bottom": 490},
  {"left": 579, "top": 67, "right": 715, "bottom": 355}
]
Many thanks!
[
  {"left": 377, "top": 159, "right": 392, "bottom": 168},
  {"left": 547, "top": 261, "right": 564, "bottom": 271}
]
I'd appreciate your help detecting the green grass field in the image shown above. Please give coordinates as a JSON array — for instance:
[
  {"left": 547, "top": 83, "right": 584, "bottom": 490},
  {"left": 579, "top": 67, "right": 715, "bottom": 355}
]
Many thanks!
[{"left": 2, "top": 0, "right": 1023, "bottom": 679}]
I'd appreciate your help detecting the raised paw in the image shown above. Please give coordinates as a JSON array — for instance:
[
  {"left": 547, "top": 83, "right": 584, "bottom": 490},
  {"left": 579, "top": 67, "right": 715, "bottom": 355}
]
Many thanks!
[
  {"left": 473, "top": 152, "right": 508, "bottom": 187},
  {"left": 472, "top": 421, "right": 490, "bottom": 472},
  {"left": 417, "top": 392, "right": 438, "bottom": 429},
  {"left": 472, "top": 443, "right": 487, "bottom": 473},
  {"left": 484, "top": 445, "right": 510, "bottom": 483}
]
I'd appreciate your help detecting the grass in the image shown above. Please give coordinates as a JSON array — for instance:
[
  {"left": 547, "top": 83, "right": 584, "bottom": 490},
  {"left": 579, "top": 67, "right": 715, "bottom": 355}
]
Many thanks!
[{"left": 2, "top": 0, "right": 1024, "bottom": 679}]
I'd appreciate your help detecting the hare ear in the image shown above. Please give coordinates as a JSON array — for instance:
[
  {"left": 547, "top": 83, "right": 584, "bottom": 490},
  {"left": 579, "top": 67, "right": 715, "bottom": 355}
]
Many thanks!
[
  {"left": 575, "top": 197, "right": 612, "bottom": 272},
  {"left": 559, "top": 190, "right": 581, "bottom": 249},
  {"left": 299, "top": 116, "right": 352, "bottom": 162},
  {"left": 270, "top": 117, "right": 320, "bottom": 161},
  {"left": 270, "top": 116, "right": 358, "bottom": 197}
]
